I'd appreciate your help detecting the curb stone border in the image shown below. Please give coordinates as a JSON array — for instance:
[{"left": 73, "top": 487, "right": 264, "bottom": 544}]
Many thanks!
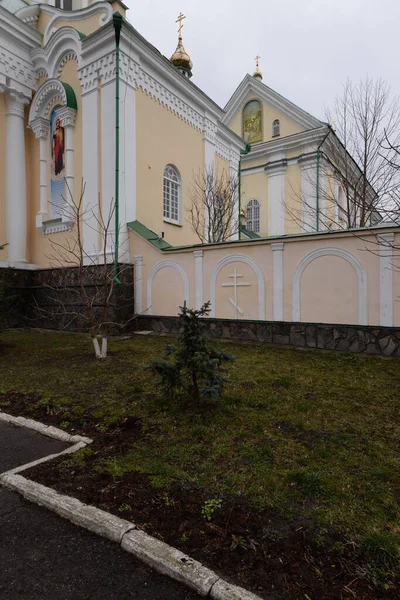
[{"left": 0, "top": 413, "right": 263, "bottom": 600}]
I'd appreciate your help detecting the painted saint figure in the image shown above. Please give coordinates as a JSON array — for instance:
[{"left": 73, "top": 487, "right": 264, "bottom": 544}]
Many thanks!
[{"left": 52, "top": 117, "right": 65, "bottom": 177}]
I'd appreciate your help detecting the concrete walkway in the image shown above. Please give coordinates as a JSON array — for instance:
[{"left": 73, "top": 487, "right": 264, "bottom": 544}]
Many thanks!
[{"left": 0, "top": 421, "right": 200, "bottom": 599}]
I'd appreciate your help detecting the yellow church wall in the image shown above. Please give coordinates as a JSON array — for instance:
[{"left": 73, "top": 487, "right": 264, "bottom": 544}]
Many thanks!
[
  {"left": 214, "top": 154, "right": 230, "bottom": 177},
  {"left": 241, "top": 172, "right": 268, "bottom": 235},
  {"left": 241, "top": 157, "right": 266, "bottom": 170},
  {"left": 135, "top": 89, "right": 203, "bottom": 246},
  {"left": 48, "top": 14, "right": 105, "bottom": 39},
  {"left": 37, "top": 13, "right": 52, "bottom": 37},
  {"left": 0, "top": 94, "right": 6, "bottom": 260},
  {"left": 284, "top": 163, "right": 302, "bottom": 235}
]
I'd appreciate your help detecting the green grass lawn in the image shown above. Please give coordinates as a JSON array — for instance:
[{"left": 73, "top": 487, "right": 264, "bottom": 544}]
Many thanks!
[{"left": 1, "top": 328, "right": 399, "bottom": 569}]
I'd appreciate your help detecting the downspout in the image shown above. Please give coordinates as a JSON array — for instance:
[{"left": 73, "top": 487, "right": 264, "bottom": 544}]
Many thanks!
[
  {"left": 113, "top": 13, "right": 123, "bottom": 283},
  {"left": 315, "top": 127, "right": 332, "bottom": 232},
  {"left": 238, "top": 143, "right": 251, "bottom": 239}
]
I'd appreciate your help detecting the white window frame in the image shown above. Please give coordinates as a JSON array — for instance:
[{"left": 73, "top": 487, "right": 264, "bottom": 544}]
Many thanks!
[
  {"left": 246, "top": 198, "right": 260, "bottom": 233},
  {"left": 163, "top": 165, "right": 181, "bottom": 225},
  {"left": 272, "top": 119, "right": 280, "bottom": 137}
]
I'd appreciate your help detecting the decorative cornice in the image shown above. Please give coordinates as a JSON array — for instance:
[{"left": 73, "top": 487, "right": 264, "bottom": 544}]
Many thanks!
[
  {"left": 57, "top": 51, "right": 78, "bottom": 77},
  {"left": 204, "top": 118, "right": 218, "bottom": 143},
  {"left": 30, "top": 117, "right": 49, "bottom": 139},
  {"left": 264, "top": 159, "right": 288, "bottom": 175},
  {"left": 242, "top": 127, "right": 328, "bottom": 161},
  {"left": 216, "top": 139, "right": 231, "bottom": 162},
  {"left": 31, "top": 27, "right": 82, "bottom": 81}
]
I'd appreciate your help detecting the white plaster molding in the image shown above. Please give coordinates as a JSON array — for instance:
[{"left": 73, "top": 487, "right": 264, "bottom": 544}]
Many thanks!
[
  {"left": 30, "top": 116, "right": 49, "bottom": 139},
  {"left": 43, "top": 221, "right": 73, "bottom": 235},
  {"left": 5, "top": 90, "right": 29, "bottom": 117},
  {"left": 204, "top": 118, "right": 217, "bottom": 144},
  {"left": 31, "top": 27, "right": 82, "bottom": 81},
  {"left": 216, "top": 139, "right": 231, "bottom": 162},
  {"left": 194, "top": 250, "right": 204, "bottom": 310},
  {"left": 272, "top": 242, "right": 284, "bottom": 321},
  {"left": 292, "top": 247, "right": 368, "bottom": 325},
  {"left": 378, "top": 233, "right": 395, "bottom": 327},
  {"left": 28, "top": 78, "right": 76, "bottom": 122},
  {"left": 210, "top": 254, "right": 265, "bottom": 320},
  {"left": 223, "top": 74, "right": 322, "bottom": 131},
  {"left": 147, "top": 261, "right": 190, "bottom": 315},
  {"left": 267, "top": 161, "right": 286, "bottom": 237},
  {"left": 134, "top": 255, "right": 143, "bottom": 315},
  {"left": 41, "top": 3, "right": 113, "bottom": 46},
  {"left": 56, "top": 105, "right": 77, "bottom": 127}
]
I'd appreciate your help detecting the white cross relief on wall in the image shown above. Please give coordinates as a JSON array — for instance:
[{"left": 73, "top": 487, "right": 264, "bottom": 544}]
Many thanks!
[{"left": 221, "top": 268, "right": 251, "bottom": 319}]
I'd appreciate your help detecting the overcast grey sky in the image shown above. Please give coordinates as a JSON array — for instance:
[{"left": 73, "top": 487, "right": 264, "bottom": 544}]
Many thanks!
[{"left": 125, "top": 0, "right": 400, "bottom": 121}]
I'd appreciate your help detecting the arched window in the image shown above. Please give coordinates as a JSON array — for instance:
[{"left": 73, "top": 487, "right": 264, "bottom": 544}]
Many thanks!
[
  {"left": 246, "top": 199, "right": 260, "bottom": 233},
  {"left": 163, "top": 165, "right": 181, "bottom": 224},
  {"left": 243, "top": 100, "right": 262, "bottom": 144},
  {"left": 272, "top": 119, "right": 280, "bottom": 137}
]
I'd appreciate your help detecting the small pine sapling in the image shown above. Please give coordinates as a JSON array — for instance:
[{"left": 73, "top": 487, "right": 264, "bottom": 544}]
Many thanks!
[{"left": 148, "top": 301, "right": 234, "bottom": 405}]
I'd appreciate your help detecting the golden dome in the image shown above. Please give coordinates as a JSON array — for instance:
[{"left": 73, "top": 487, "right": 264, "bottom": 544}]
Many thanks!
[{"left": 170, "top": 36, "right": 193, "bottom": 75}]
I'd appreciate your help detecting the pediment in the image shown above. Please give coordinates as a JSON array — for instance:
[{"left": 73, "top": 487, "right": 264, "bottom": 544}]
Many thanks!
[{"left": 223, "top": 74, "right": 322, "bottom": 135}]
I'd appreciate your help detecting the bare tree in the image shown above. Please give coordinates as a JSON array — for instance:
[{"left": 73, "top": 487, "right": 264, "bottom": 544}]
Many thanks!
[
  {"left": 33, "top": 182, "right": 135, "bottom": 358},
  {"left": 288, "top": 77, "right": 400, "bottom": 232},
  {"left": 187, "top": 167, "right": 240, "bottom": 243}
]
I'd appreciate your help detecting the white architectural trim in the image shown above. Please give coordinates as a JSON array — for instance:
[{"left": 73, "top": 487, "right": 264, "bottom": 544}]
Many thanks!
[
  {"left": 30, "top": 117, "right": 50, "bottom": 228},
  {"left": 29, "top": 78, "right": 76, "bottom": 121},
  {"left": 194, "top": 250, "right": 204, "bottom": 310},
  {"left": 134, "top": 255, "right": 143, "bottom": 315},
  {"left": 292, "top": 247, "right": 368, "bottom": 325},
  {"left": 266, "top": 160, "right": 286, "bottom": 237},
  {"left": 210, "top": 255, "right": 265, "bottom": 320},
  {"left": 272, "top": 242, "right": 284, "bottom": 321},
  {"left": 31, "top": 27, "right": 82, "bottom": 79},
  {"left": 147, "top": 261, "right": 190, "bottom": 315},
  {"left": 378, "top": 233, "right": 394, "bottom": 326},
  {"left": 241, "top": 127, "right": 327, "bottom": 162},
  {"left": 41, "top": 3, "right": 113, "bottom": 46}
]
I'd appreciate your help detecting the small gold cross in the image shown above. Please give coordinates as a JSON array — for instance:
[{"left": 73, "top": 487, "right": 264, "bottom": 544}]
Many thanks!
[
  {"left": 255, "top": 55, "right": 261, "bottom": 70},
  {"left": 176, "top": 12, "right": 186, "bottom": 37}
]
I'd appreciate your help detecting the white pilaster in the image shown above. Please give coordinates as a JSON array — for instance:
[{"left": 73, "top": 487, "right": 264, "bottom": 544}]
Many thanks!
[
  {"left": 378, "top": 233, "right": 394, "bottom": 326},
  {"left": 272, "top": 242, "right": 284, "bottom": 321},
  {"left": 266, "top": 159, "right": 286, "bottom": 236},
  {"left": 230, "top": 148, "right": 240, "bottom": 240},
  {"left": 81, "top": 84, "right": 101, "bottom": 257},
  {"left": 134, "top": 255, "right": 143, "bottom": 314},
  {"left": 194, "top": 250, "right": 203, "bottom": 310},
  {"left": 101, "top": 79, "right": 116, "bottom": 257},
  {"left": 5, "top": 91, "right": 29, "bottom": 264},
  {"left": 30, "top": 117, "right": 50, "bottom": 229},
  {"left": 203, "top": 118, "right": 217, "bottom": 241},
  {"left": 119, "top": 79, "right": 137, "bottom": 262},
  {"left": 300, "top": 156, "right": 317, "bottom": 232}
]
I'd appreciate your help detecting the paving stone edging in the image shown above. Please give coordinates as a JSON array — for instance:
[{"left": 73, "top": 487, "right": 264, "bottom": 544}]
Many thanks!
[{"left": 0, "top": 414, "right": 263, "bottom": 600}]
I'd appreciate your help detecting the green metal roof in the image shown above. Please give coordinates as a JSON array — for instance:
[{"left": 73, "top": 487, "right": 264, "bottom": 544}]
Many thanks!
[
  {"left": 240, "top": 226, "right": 261, "bottom": 239},
  {"left": 127, "top": 220, "right": 172, "bottom": 250},
  {"left": 61, "top": 82, "right": 77, "bottom": 110}
]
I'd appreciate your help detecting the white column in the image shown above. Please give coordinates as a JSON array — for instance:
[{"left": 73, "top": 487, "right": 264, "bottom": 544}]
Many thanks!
[
  {"left": 134, "top": 255, "right": 143, "bottom": 314},
  {"left": 82, "top": 83, "right": 101, "bottom": 257},
  {"left": 194, "top": 250, "right": 203, "bottom": 310},
  {"left": 266, "top": 160, "right": 286, "bottom": 236},
  {"left": 57, "top": 106, "right": 76, "bottom": 220},
  {"left": 272, "top": 242, "right": 284, "bottom": 321},
  {"left": 378, "top": 233, "right": 394, "bottom": 326},
  {"left": 30, "top": 117, "right": 50, "bottom": 229},
  {"left": 5, "top": 91, "right": 29, "bottom": 264}
]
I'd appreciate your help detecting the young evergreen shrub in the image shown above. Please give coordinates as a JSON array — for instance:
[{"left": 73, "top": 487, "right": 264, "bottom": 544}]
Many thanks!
[{"left": 148, "top": 301, "right": 234, "bottom": 405}]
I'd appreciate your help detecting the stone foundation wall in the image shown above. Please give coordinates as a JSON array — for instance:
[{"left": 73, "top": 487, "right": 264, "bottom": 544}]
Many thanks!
[
  {"left": 135, "top": 315, "right": 400, "bottom": 357},
  {"left": 1, "top": 266, "right": 135, "bottom": 333}
]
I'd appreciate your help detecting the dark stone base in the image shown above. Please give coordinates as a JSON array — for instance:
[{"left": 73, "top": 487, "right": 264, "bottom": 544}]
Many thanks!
[{"left": 135, "top": 315, "right": 400, "bottom": 357}]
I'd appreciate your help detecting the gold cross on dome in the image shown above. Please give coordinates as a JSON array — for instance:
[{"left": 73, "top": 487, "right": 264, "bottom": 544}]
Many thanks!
[
  {"left": 255, "top": 55, "right": 261, "bottom": 69},
  {"left": 176, "top": 12, "right": 186, "bottom": 37}
]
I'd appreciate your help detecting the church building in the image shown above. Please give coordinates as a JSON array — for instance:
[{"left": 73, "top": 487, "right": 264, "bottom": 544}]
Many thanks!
[{"left": 0, "top": 0, "right": 399, "bottom": 330}]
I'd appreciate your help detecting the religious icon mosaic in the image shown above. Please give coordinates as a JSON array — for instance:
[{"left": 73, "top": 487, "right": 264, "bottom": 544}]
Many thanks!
[
  {"left": 243, "top": 99, "right": 262, "bottom": 144},
  {"left": 50, "top": 108, "right": 65, "bottom": 218}
]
